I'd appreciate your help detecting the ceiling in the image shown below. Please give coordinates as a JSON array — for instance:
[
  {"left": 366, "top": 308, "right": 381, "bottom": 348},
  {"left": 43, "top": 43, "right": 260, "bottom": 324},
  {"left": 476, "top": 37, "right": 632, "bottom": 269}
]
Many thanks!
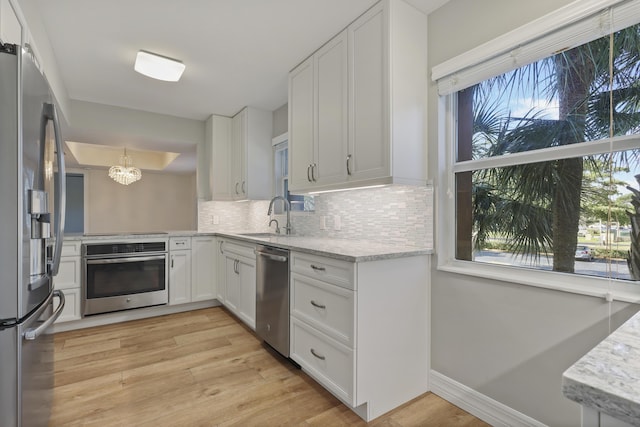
[{"left": 33, "top": 0, "right": 448, "bottom": 172}]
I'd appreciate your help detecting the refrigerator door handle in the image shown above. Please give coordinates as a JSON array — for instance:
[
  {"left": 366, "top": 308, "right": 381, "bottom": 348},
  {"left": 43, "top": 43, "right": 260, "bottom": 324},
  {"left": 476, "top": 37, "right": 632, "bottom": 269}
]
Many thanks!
[
  {"left": 23, "top": 290, "right": 65, "bottom": 341},
  {"left": 43, "top": 102, "right": 66, "bottom": 276}
]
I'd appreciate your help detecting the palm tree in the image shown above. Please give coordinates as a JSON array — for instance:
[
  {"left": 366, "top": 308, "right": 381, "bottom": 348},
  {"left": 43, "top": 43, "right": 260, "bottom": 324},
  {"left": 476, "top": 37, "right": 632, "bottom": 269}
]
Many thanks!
[{"left": 465, "top": 24, "right": 640, "bottom": 274}]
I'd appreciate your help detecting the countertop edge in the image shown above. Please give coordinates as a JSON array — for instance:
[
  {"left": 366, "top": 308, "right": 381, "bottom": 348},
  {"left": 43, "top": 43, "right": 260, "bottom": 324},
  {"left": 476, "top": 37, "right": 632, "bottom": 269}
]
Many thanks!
[
  {"left": 561, "top": 310, "right": 640, "bottom": 427},
  {"left": 64, "top": 231, "right": 433, "bottom": 261},
  {"left": 215, "top": 232, "right": 432, "bottom": 262}
]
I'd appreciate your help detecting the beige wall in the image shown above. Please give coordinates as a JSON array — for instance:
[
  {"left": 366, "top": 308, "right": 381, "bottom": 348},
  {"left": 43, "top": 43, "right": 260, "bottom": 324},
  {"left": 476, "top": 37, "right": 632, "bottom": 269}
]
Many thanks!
[{"left": 85, "top": 169, "right": 196, "bottom": 233}]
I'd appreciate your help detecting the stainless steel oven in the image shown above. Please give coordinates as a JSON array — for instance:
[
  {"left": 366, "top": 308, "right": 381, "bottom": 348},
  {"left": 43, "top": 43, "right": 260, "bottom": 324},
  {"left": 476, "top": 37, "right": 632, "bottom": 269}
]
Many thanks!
[{"left": 82, "top": 241, "right": 168, "bottom": 315}]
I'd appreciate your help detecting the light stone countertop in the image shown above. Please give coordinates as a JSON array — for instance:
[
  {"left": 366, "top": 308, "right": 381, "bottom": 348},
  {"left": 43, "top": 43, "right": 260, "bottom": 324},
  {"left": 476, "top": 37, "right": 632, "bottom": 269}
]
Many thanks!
[
  {"left": 64, "top": 231, "right": 215, "bottom": 241},
  {"left": 64, "top": 231, "right": 431, "bottom": 262},
  {"left": 216, "top": 232, "right": 431, "bottom": 262},
  {"left": 562, "top": 310, "right": 640, "bottom": 426}
]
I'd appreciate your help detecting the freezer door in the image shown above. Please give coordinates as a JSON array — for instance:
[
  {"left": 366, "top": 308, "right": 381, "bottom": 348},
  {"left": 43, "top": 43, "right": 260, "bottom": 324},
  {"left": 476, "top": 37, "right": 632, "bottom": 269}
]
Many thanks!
[
  {"left": 19, "top": 292, "right": 61, "bottom": 427},
  {"left": 0, "top": 325, "right": 19, "bottom": 427},
  {"left": 0, "top": 294, "right": 56, "bottom": 427}
]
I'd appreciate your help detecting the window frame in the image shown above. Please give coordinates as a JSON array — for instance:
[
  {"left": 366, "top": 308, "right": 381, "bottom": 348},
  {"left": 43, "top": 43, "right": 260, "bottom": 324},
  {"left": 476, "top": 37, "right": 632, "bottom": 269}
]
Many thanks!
[{"left": 434, "top": 0, "right": 640, "bottom": 303}]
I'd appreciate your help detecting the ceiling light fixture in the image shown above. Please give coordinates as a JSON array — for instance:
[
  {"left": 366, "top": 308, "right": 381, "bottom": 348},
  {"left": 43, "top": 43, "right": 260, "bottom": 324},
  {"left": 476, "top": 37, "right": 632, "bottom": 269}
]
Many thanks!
[
  {"left": 134, "top": 50, "right": 185, "bottom": 82},
  {"left": 108, "top": 148, "right": 142, "bottom": 185}
]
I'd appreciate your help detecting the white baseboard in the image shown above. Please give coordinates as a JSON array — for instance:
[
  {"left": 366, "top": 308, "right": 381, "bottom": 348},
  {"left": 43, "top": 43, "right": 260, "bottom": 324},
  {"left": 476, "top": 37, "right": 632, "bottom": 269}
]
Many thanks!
[{"left": 430, "top": 370, "right": 548, "bottom": 427}]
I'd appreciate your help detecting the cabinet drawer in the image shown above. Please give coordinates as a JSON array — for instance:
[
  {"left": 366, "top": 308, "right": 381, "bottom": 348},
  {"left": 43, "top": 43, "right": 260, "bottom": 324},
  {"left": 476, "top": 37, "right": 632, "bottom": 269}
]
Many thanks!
[
  {"left": 291, "top": 272, "right": 354, "bottom": 346},
  {"left": 169, "top": 237, "right": 191, "bottom": 250},
  {"left": 61, "top": 241, "right": 81, "bottom": 257},
  {"left": 291, "top": 317, "right": 354, "bottom": 405},
  {"left": 291, "top": 252, "right": 354, "bottom": 290},
  {"left": 221, "top": 239, "right": 255, "bottom": 259}
]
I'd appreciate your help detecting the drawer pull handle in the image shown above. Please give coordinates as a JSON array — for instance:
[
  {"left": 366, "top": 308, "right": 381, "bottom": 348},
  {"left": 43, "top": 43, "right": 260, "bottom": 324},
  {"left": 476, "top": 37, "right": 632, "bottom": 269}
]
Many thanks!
[
  {"left": 310, "top": 348, "right": 326, "bottom": 360},
  {"left": 310, "top": 264, "right": 326, "bottom": 272},
  {"left": 310, "top": 300, "right": 326, "bottom": 309}
]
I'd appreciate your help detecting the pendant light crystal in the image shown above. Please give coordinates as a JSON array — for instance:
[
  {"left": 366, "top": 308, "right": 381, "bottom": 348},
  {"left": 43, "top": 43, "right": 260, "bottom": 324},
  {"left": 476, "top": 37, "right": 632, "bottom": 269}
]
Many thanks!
[{"left": 108, "top": 148, "right": 142, "bottom": 185}]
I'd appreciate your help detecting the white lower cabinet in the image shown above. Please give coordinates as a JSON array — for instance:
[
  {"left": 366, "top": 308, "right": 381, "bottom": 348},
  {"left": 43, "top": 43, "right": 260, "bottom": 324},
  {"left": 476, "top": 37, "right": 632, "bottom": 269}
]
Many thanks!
[
  {"left": 169, "top": 237, "right": 192, "bottom": 305},
  {"left": 219, "top": 238, "right": 256, "bottom": 330},
  {"left": 582, "top": 407, "right": 634, "bottom": 427},
  {"left": 290, "top": 251, "right": 429, "bottom": 422},
  {"left": 169, "top": 236, "right": 217, "bottom": 306},
  {"left": 191, "top": 236, "right": 217, "bottom": 301},
  {"left": 53, "top": 241, "right": 82, "bottom": 323}
]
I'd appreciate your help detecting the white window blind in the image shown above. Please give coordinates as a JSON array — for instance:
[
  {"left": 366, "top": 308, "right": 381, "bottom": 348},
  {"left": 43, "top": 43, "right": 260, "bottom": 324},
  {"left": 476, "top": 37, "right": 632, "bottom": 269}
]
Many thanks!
[{"left": 431, "top": 0, "right": 640, "bottom": 96}]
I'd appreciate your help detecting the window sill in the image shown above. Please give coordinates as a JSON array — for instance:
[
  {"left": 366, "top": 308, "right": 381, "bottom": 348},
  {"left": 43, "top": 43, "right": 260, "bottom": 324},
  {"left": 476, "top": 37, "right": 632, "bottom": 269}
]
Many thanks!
[{"left": 437, "top": 259, "right": 640, "bottom": 304}]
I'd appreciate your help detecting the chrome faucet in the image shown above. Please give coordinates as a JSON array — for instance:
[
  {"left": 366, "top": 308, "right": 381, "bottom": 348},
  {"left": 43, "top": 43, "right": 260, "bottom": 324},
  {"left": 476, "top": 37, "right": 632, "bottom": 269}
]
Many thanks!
[
  {"left": 267, "top": 196, "right": 291, "bottom": 235},
  {"left": 269, "top": 219, "right": 280, "bottom": 234}
]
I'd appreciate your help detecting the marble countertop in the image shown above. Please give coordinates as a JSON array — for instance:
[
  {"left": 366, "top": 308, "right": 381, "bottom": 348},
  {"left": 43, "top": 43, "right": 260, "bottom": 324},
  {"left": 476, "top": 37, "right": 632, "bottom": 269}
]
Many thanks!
[
  {"left": 562, "top": 310, "right": 640, "bottom": 426},
  {"left": 64, "top": 231, "right": 214, "bottom": 241},
  {"left": 216, "top": 232, "right": 431, "bottom": 262},
  {"left": 64, "top": 231, "right": 431, "bottom": 262}
]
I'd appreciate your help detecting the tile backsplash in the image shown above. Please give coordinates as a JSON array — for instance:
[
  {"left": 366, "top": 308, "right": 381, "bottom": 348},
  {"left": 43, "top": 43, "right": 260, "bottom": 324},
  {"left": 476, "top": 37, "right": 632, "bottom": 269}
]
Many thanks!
[{"left": 198, "top": 185, "right": 433, "bottom": 248}]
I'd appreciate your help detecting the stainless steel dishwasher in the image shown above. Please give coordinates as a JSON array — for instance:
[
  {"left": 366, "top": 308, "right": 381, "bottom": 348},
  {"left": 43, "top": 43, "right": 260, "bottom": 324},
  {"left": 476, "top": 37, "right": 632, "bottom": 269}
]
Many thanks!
[{"left": 255, "top": 245, "right": 290, "bottom": 357}]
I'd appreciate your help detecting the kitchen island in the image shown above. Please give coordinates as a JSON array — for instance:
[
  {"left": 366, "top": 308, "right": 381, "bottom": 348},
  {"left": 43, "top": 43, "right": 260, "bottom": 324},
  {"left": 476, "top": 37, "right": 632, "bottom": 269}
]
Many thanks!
[{"left": 562, "top": 310, "right": 640, "bottom": 427}]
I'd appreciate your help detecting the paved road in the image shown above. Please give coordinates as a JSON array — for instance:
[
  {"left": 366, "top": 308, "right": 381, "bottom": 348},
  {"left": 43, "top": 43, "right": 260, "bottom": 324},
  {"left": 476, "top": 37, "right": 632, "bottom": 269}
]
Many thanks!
[{"left": 474, "top": 250, "right": 632, "bottom": 280}]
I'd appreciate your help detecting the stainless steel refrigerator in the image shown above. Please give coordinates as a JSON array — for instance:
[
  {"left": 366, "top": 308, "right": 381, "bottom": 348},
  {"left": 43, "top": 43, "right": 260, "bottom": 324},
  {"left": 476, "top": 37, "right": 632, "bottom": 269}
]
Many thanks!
[{"left": 0, "top": 42, "right": 67, "bottom": 427}]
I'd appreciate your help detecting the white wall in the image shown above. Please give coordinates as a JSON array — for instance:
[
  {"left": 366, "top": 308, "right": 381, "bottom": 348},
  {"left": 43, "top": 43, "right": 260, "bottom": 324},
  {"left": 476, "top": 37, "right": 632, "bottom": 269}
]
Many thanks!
[
  {"left": 427, "top": 1, "right": 640, "bottom": 426},
  {"left": 86, "top": 169, "right": 196, "bottom": 233},
  {"left": 272, "top": 103, "right": 288, "bottom": 137}
]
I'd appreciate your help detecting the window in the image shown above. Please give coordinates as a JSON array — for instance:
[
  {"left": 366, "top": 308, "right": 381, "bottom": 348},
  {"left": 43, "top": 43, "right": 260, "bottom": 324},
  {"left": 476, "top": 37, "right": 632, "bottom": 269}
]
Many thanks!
[
  {"left": 273, "top": 140, "right": 314, "bottom": 213},
  {"left": 435, "top": 1, "right": 640, "bottom": 297}
]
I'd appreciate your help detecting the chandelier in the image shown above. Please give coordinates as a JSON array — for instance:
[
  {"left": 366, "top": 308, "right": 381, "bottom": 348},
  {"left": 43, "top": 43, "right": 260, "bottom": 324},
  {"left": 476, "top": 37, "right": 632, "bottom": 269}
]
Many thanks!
[{"left": 108, "top": 148, "right": 142, "bottom": 185}]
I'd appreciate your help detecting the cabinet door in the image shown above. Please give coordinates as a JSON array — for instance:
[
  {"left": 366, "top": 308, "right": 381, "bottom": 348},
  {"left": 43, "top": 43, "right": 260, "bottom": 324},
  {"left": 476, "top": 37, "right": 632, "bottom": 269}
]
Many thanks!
[
  {"left": 216, "top": 240, "right": 226, "bottom": 303},
  {"left": 348, "top": 3, "right": 389, "bottom": 182},
  {"left": 238, "top": 256, "right": 256, "bottom": 330},
  {"left": 191, "top": 237, "right": 216, "bottom": 302},
  {"left": 224, "top": 255, "right": 241, "bottom": 314},
  {"left": 231, "top": 109, "right": 247, "bottom": 200},
  {"left": 315, "top": 31, "right": 348, "bottom": 187},
  {"left": 288, "top": 56, "right": 315, "bottom": 191},
  {"left": 169, "top": 250, "right": 192, "bottom": 305},
  {"left": 54, "top": 257, "right": 81, "bottom": 290},
  {"left": 54, "top": 288, "right": 81, "bottom": 323},
  {"left": 208, "top": 114, "right": 233, "bottom": 200}
]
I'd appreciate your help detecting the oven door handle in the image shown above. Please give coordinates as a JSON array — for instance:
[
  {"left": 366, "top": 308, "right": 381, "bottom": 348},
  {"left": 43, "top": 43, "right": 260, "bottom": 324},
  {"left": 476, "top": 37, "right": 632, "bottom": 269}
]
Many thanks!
[{"left": 86, "top": 255, "right": 166, "bottom": 265}]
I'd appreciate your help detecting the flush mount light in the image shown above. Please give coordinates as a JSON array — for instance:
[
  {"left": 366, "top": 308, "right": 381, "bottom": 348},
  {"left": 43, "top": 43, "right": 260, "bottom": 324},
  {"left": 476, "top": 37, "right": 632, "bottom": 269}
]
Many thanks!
[{"left": 134, "top": 50, "right": 185, "bottom": 82}]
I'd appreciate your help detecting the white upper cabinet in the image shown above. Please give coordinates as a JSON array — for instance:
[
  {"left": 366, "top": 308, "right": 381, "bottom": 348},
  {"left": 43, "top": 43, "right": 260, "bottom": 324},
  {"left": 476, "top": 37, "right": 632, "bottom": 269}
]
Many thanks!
[
  {"left": 315, "top": 31, "right": 349, "bottom": 188},
  {"left": 288, "top": 0, "right": 427, "bottom": 193},
  {"left": 203, "top": 106, "right": 272, "bottom": 201},
  {"left": 288, "top": 56, "right": 315, "bottom": 191},
  {"left": 206, "top": 114, "right": 233, "bottom": 201}
]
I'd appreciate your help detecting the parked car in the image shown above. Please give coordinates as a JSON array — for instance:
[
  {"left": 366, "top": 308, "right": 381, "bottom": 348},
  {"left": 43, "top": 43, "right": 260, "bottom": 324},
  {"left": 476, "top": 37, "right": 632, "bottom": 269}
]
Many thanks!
[{"left": 575, "top": 245, "right": 594, "bottom": 261}]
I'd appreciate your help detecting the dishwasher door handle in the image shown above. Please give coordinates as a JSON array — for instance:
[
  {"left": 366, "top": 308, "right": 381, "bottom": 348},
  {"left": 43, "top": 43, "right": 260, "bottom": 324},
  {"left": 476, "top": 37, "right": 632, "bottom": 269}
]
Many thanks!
[{"left": 256, "top": 251, "right": 288, "bottom": 263}]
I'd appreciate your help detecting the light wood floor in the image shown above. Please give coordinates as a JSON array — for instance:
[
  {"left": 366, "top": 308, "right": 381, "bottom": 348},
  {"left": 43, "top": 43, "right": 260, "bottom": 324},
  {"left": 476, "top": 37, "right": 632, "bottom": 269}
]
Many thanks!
[{"left": 51, "top": 307, "right": 489, "bottom": 426}]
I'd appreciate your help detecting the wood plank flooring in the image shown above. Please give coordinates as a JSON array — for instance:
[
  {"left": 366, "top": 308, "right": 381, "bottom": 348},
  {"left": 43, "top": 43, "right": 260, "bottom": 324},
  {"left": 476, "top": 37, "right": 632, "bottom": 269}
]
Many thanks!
[{"left": 51, "top": 307, "right": 489, "bottom": 426}]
